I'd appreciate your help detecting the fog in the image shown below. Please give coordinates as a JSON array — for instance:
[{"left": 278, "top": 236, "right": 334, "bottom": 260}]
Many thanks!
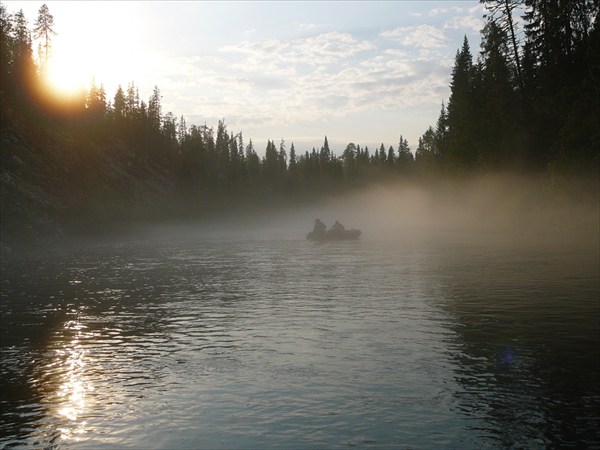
[
  {"left": 315, "top": 174, "right": 599, "bottom": 248},
  {"left": 142, "top": 173, "right": 598, "bottom": 251}
]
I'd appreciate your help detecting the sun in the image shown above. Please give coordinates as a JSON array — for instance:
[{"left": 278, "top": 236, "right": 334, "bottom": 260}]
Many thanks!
[
  {"left": 37, "top": 3, "right": 148, "bottom": 101},
  {"left": 44, "top": 50, "right": 90, "bottom": 97}
]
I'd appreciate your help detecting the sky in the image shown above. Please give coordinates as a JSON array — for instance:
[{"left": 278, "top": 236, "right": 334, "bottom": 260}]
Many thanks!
[{"left": 5, "top": 1, "right": 486, "bottom": 155}]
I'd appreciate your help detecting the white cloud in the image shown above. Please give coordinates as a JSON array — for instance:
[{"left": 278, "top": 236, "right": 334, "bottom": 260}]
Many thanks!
[
  {"left": 153, "top": 28, "right": 453, "bottom": 145},
  {"left": 428, "top": 6, "right": 466, "bottom": 16},
  {"left": 443, "top": 15, "right": 484, "bottom": 33},
  {"left": 380, "top": 25, "right": 447, "bottom": 49},
  {"left": 443, "top": 4, "right": 485, "bottom": 34},
  {"left": 221, "top": 32, "right": 374, "bottom": 70},
  {"left": 295, "top": 32, "right": 375, "bottom": 61},
  {"left": 296, "top": 22, "right": 321, "bottom": 31}
]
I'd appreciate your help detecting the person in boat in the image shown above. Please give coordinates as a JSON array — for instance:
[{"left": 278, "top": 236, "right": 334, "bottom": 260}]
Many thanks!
[
  {"left": 313, "top": 218, "right": 326, "bottom": 235},
  {"left": 332, "top": 220, "right": 345, "bottom": 233}
]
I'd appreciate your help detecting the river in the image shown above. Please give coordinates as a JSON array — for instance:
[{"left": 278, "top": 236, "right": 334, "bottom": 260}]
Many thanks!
[{"left": 1, "top": 225, "right": 598, "bottom": 448}]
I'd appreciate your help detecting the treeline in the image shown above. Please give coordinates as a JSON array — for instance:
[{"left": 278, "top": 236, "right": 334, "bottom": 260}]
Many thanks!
[
  {"left": 1, "top": 1, "right": 598, "bottom": 225},
  {"left": 43, "top": 78, "right": 420, "bottom": 199},
  {"left": 0, "top": 4, "right": 421, "bottom": 211},
  {"left": 416, "top": 0, "right": 599, "bottom": 176}
]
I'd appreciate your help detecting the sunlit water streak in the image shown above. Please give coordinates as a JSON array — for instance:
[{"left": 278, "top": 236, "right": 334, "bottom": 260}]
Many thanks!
[{"left": 1, "top": 231, "right": 598, "bottom": 449}]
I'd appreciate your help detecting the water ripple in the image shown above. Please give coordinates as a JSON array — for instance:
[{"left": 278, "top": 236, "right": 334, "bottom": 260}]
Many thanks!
[{"left": 1, "top": 235, "right": 598, "bottom": 448}]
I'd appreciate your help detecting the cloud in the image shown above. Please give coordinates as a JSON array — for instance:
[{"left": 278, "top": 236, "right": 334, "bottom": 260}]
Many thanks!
[
  {"left": 443, "top": 4, "right": 486, "bottom": 34},
  {"left": 295, "top": 32, "right": 375, "bottom": 61},
  {"left": 296, "top": 22, "right": 322, "bottom": 31},
  {"left": 153, "top": 28, "right": 453, "bottom": 140},
  {"left": 443, "top": 15, "right": 484, "bottom": 33},
  {"left": 380, "top": 25, "right": 447, "bottom": 49},
  {"left": 428, "top": 6, "right": 466, "bottom": 16},
  {"left": 222, "top": 32, "right": 375, "bottom": 70},
  {"left": 425, "top": 4, "right": 485, "bottom": 35}
]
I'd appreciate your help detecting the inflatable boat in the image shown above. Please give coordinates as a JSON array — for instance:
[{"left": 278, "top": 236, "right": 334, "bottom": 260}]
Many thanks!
[{"left": 306, "top": 228, "right": 361, "bottom": 241}]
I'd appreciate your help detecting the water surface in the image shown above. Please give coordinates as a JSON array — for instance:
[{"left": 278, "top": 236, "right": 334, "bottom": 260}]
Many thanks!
[{"left": 1, "top": 228, "right": 598, "bottom": 448}]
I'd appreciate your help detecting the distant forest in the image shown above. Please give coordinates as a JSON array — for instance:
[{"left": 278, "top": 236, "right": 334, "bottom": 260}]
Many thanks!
[{"left": 1, "top": 1, "right": 598, "bottom": 240}]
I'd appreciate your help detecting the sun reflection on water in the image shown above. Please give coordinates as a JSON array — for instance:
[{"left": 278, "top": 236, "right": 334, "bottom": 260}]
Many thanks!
[{"left": 51, "top": 319, "right": 94, "bottom": 442}]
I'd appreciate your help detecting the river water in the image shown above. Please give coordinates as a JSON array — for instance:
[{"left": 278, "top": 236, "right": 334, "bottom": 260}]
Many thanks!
[{"left": 1, "top": 226, "right": 598, "bottom": 449}]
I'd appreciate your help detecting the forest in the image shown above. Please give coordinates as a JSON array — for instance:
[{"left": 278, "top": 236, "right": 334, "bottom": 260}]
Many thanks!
[{"left": 0, "top": 1, "right": 598, "bottom": 243}]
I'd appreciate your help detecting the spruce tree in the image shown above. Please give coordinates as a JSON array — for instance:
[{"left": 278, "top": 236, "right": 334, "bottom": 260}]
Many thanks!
[
  {"left": 33, "top": 4, "right": 55, "bottom": 69},
  {"left": 446, "top": 36, "right": 476, "bottom": 169},
  {"left": 477, "top": 20, "right": 519, "bottom": 168},
  {"left": 480, "top": 0, "right": 523, "bottom": 89},
  {"left": 148, "top": 86, "right": 162, "bottom": 131}
]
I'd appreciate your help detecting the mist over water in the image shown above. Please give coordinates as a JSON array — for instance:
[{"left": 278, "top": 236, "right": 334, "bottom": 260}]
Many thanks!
[
  {"left": 1, "top": 175, "right": 598, "bottom": 448},
  {"left": 242, "top": 173, "right": 598, "bottom": 250}
]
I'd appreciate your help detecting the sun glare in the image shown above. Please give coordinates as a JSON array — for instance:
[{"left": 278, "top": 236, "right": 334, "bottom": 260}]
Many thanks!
[
  {"left": 38, "top": 3, "right": 148, "bottom": 100},
  {"left": 45, "top": 51, "right": 89, "bottom": 97}
]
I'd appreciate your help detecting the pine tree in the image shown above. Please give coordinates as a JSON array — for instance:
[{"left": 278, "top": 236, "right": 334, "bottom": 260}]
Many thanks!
[
  {"left": 86, "top": 78, "right": 106, "bottom": 118},
  {"left": 378, "top": 143, "right": 387, "bottom": 165},
  {"left": 289, "top": 142, "right": 297, "bottom": 171},
  {"left": 177, "top": 115, "right": 187, "bottom": 143},
  {"left": 215, "top": 120, "right": 230, "bottom": 186},
  {"left": 125, "top": 82, "right": 139, "bottom": 119},
  {"left": 161, "top": 112, "right": 177, "bottom": 148},
  {"left": 415, "top": 127, "right": 438, "bottom": 174},
  {"left": 33, "top": 4, "right": 55, "bottom": 70},
  {"left": 263, "top": 140, "right": 279, "bottom": 188},
  {"left": 477, "top": 20, "right": 520, "bottom": 167},
  {"left": 387, "top": 146, "right": 395, "bottom": 166},
  {"left": 278, "top": 139, "right": 288, "bottom": 185},
  {"left": 113, "top": 85, "right": 126, "bottom": 119},
  {"left": 522, "top": 0, "right": 599, "bottom": 170},
  {"left": 341, "top": 143, "right": 356, "bottom": 182},
  {"left": 434, "top": 103, "right": 448, "bottom": 162},
  {"left": 397, "top": 135, "right": 414, "bottom": 172},
  {"left": 148, "top": 85, "right": 162, "bottom": 131},
  {"left": 228, "top": 132, "right": 241, "bottom": 190},
  {"left": 0, "top": 4, "right": 15, "bottom": 92},
  {"left": 11, "top": 9, "right": 37, "bottom": 98},
  {"left": 288, "top": 142, "right": 298, "bottom": 189},
  {"left": 320, "top": 136, "right": 331, "bottom": 164},
  {"left": 480, "top": 0, "right": 523, "bottom": 89},
  {"left": 245, "top": 139, "right": 260, "bottom": 186},
  {"left": 446, "top": 36, "right": 476, "bottom": 169}
]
